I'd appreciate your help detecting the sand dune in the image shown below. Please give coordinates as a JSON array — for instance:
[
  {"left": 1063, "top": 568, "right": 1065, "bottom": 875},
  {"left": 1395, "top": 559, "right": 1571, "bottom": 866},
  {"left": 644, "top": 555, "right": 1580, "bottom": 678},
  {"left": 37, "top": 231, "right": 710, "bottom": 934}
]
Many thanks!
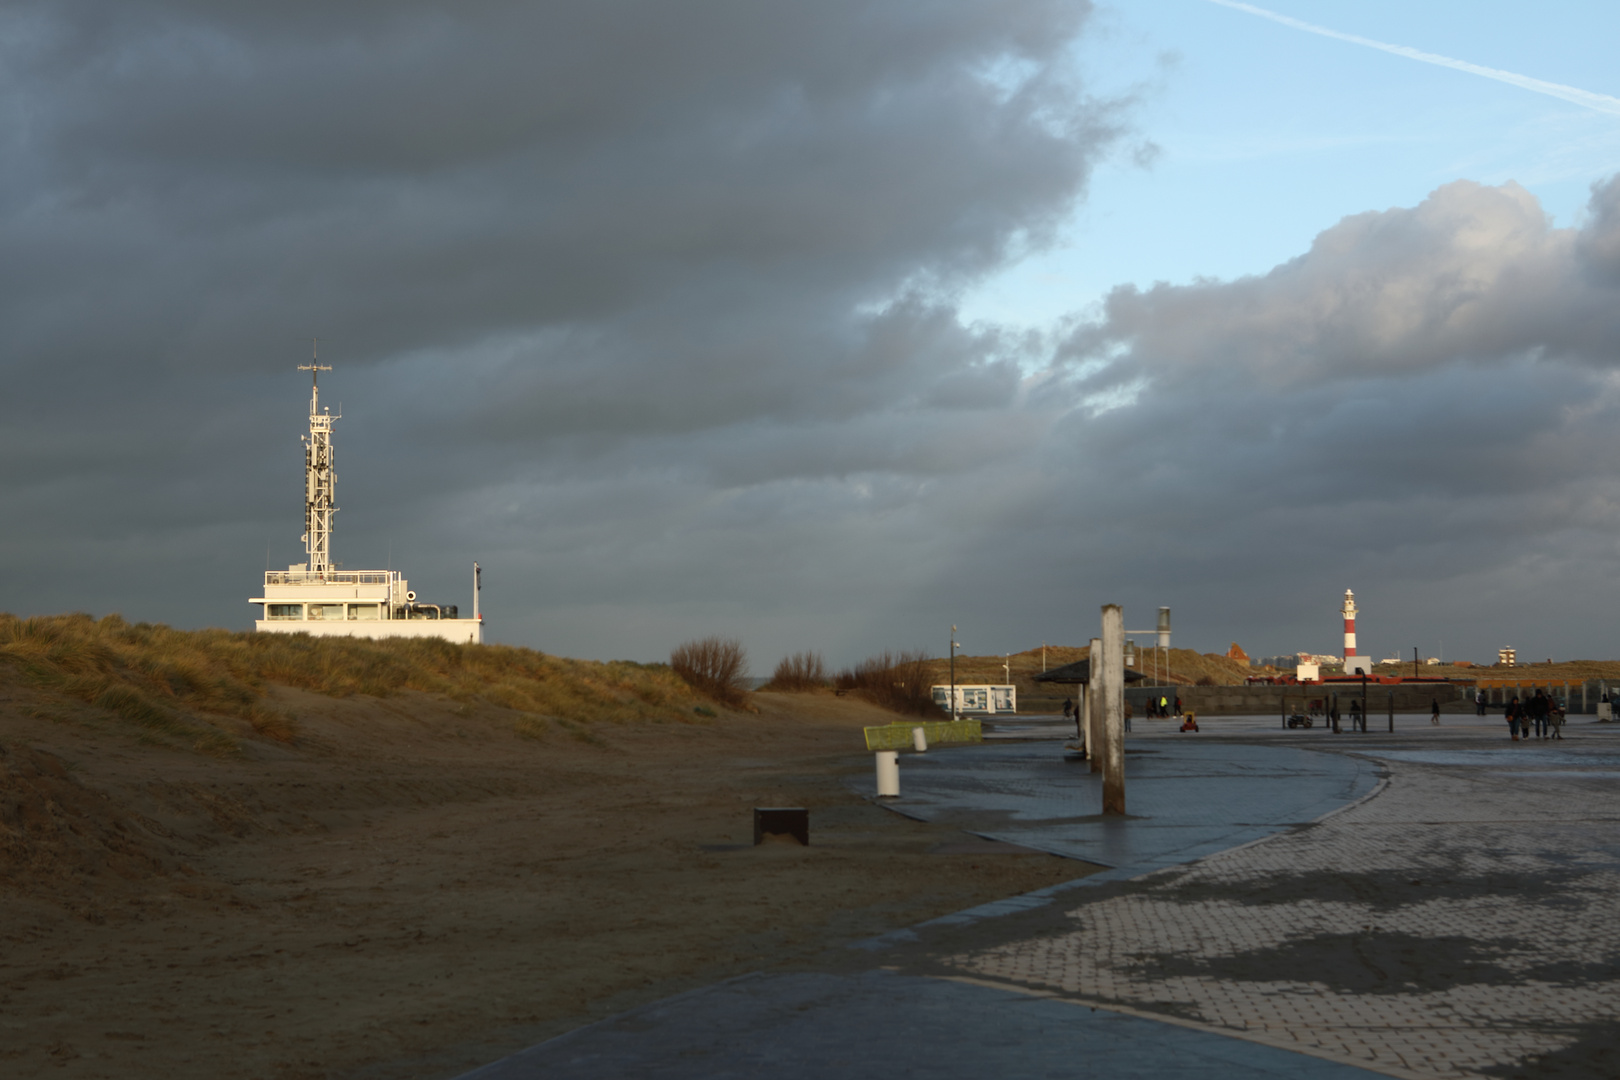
[{"left": 0, "top": 681, "right": 1089, "bottom": 1079}]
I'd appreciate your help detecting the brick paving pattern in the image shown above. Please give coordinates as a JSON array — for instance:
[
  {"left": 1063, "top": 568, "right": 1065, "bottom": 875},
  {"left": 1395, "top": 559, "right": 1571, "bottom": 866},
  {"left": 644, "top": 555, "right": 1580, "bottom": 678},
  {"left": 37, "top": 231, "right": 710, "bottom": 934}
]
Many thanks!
[{"left": 950, "top": 740, "right": 1620, "bottom": 1078}]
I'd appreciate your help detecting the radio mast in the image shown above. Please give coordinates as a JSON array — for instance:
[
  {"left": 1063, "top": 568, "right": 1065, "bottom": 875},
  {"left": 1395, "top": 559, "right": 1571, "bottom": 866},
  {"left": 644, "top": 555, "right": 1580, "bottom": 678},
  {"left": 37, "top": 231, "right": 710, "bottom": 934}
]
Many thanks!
[{"left": 298, "top": 343, "right": 338, "bottom": 574}]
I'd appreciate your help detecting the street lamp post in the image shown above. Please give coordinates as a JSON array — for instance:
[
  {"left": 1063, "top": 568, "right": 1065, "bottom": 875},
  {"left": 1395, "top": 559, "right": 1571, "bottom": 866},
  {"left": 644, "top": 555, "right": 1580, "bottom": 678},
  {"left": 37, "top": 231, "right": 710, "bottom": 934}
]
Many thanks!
[{"left": 950, "top": 625, "right": 959, "bottom": 721}]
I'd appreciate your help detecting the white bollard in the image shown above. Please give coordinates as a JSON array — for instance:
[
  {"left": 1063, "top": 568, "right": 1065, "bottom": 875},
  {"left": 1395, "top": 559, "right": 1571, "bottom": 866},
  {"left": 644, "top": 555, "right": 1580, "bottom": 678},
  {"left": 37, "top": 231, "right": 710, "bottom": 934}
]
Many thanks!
[
  {"left": 875, "top": 750, "right": 900, "bottom": 797},
  {"left": 911, "top": 726, "right": 928, "bottom": 753}
]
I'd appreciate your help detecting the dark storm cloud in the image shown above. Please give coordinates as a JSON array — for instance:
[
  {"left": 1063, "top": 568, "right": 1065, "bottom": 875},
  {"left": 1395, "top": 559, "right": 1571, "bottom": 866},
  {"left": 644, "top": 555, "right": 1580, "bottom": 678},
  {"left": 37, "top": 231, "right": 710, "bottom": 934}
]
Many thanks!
[
  {"left": 0, "top": 0, "right": 1130, "bottom": 651},
  {"left": 9, "top": 1, "right": 1620, "bottom": 669},
  {"left": 2, "top": 0, "right": 1116, "bottom": 374}
]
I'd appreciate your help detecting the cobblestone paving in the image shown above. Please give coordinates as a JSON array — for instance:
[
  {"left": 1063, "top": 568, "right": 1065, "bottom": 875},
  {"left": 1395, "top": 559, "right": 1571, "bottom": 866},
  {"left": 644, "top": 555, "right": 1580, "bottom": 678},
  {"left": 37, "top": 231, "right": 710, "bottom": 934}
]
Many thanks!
[{"left": 949, "top": 737, "right": 1620, "bottom": 1079}]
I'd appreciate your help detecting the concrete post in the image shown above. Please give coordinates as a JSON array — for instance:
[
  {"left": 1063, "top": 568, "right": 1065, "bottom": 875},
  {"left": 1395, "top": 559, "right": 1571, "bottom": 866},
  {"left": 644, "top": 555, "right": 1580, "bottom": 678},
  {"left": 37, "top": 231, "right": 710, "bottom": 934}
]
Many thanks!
[
  {"left": 1101, "top": 605, "right": 1126, "bottom": 816},
  {"left": 1078, "top": 680, "right": 1090, "bottom": 759},
  {"left": 1087, "top": 637, "right": 1102, "bottom": 774}
]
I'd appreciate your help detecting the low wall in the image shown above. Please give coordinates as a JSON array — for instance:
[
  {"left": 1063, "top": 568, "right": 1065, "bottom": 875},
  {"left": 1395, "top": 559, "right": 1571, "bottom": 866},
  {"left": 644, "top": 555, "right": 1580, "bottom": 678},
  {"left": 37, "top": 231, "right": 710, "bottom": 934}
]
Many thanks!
[
  {"left": 1127, "top": 683, "right": 1465, "bottom": 717},
  {"left": 255, "top": 619, "right": 484, "bottom": 645}
]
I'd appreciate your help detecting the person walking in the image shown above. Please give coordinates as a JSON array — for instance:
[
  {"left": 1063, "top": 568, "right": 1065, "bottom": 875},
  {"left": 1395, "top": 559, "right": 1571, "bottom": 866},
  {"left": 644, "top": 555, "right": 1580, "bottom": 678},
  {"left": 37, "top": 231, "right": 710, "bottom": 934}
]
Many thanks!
[
  {"left": 1174, "top": 695, "right": 1183, "bottom": 719},
  {"left": 1506, "top": 696, "right": 1523, "bottom": 741},
  {"left": 1431, "top": 698, "right": 1441, "bottom": 725},
  {"left": 1550, "top": 698, "right": 1566, "bottom": 740},
  {"left": 1476, "top": 689, "right": 1486, "bottom": 716},
  {"left": 1531, "top": 690, "right": 1550, "bottom": 740}
]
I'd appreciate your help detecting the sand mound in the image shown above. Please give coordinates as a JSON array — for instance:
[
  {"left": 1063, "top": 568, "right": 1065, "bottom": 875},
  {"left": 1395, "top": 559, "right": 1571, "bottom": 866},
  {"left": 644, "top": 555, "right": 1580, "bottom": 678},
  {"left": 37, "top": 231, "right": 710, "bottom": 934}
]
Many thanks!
[{"left": 0, "top": 742, "right": 181, "bottom": 911}]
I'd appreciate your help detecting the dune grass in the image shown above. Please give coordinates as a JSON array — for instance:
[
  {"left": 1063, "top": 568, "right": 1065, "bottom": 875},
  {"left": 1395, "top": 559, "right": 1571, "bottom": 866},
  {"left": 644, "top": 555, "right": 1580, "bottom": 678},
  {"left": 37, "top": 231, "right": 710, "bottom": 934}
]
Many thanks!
[{"left": 0, "top": 613, "right": 705, "bottom": 752}]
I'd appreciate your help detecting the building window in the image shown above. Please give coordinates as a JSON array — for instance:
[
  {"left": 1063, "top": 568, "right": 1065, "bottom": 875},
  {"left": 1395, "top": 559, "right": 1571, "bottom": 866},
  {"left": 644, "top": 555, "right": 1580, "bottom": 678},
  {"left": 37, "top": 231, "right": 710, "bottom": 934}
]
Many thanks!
[
  {"left": 309, "top": 604, "right": 345, "bottom": 620},
  {"left": 348, "top": 605, "right": 380, "bottom": 620},
  {"left": 267, "top": 604, "right": 303, "bottom": 620}
]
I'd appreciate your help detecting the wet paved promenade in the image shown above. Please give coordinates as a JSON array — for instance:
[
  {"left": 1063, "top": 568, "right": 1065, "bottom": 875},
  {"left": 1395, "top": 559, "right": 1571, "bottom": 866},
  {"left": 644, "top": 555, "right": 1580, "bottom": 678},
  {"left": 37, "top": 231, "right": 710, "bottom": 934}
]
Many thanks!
[{"left": 458, "top": 719, "right": 1620, "bottom": 1080}]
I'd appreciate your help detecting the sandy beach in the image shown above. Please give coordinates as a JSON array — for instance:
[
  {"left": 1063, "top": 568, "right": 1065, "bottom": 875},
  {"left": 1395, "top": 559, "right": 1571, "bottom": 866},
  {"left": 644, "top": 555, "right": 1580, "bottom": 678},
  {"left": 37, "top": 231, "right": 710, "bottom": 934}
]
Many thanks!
[{"left": 0, "top": 683, "right": 1092, "bottom": 1079}]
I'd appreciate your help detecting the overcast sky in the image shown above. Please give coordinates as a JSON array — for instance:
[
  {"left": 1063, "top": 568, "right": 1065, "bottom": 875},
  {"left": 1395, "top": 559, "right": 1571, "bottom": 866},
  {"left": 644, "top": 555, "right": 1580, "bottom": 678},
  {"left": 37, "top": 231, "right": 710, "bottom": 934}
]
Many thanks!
[{"left": 6, "top": 1, "right": 1620, "bottom": 670}]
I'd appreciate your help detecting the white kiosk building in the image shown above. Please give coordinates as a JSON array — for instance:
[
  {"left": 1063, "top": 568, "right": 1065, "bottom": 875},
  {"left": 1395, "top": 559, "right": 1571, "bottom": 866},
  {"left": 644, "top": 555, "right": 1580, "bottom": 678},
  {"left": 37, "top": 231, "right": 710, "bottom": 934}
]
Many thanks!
[{"left": 250, "top": 362, "right": 484, "bottom": 644}]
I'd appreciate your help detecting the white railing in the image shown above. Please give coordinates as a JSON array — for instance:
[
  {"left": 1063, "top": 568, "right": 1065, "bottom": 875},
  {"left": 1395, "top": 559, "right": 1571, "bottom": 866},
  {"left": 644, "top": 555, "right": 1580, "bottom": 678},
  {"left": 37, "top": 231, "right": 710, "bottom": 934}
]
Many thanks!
[{"left": 264, "top": 570, "right": 397, "bottom": 586}]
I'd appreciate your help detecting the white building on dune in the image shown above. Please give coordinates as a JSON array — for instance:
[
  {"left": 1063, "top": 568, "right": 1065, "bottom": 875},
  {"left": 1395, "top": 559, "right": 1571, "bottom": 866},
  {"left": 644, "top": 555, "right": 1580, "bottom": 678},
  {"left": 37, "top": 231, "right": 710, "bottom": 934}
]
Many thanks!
[{"left": 249, "top": 361, "right": 483, "bottom": 644}]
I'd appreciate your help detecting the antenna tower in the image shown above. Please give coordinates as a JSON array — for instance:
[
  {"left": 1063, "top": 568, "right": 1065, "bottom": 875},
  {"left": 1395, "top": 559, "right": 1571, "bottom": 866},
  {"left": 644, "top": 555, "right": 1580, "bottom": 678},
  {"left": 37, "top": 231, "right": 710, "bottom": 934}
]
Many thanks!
[{"left": 298, "top": 342, "right": 339, "bottom": 574}]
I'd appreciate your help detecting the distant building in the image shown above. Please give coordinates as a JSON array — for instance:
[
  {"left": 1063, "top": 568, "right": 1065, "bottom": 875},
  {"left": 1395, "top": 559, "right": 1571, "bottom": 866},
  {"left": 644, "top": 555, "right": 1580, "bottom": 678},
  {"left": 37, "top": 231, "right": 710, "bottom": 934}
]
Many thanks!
[
  {"left": 932, "top": 685, "right": 1016, "bottom": 714},
  {"left": 1258, "top": 651, "right": 1341, "bottom": 668},
  {"left": 1226, "top": 642, "right": 1251, "bottom": 666},
  {"left": 250, "top": 363, "right": 483, "bottom": 644},
  {"left": 1497, "top": 647, "right": 1517, "bottom": 667}
]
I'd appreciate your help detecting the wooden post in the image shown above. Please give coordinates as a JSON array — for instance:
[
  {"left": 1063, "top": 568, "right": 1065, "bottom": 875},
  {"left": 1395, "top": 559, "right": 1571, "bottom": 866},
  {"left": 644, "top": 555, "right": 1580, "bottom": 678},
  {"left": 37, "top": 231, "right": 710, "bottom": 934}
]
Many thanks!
[
  {"left": 1101, "top": 605, "right": 1126, "bottom": 816},
  {"left": 1087, "top": 637, "right": 1102, "bottom": 774}
]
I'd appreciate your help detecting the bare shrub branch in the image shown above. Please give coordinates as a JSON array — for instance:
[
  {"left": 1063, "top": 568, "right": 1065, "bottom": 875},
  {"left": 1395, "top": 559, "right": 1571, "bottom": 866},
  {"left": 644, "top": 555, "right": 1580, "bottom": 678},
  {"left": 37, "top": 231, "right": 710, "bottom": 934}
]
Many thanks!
[
  {"left": 761, "top": 651, "right": 828, "bottom": 692},
  {"left": 669, "top": 636, "right": 751, "bottom": 709},
  {"left": 834, "top": 649, "right": 937, "bottom": 716}
]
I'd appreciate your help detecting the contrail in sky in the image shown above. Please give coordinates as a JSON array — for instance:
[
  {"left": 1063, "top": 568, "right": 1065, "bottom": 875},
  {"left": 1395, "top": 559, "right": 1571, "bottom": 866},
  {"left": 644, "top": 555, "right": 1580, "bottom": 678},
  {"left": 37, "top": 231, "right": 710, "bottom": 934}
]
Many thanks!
[{"left": 1207, "top": 0, "right": 1620, "bottom": 118}]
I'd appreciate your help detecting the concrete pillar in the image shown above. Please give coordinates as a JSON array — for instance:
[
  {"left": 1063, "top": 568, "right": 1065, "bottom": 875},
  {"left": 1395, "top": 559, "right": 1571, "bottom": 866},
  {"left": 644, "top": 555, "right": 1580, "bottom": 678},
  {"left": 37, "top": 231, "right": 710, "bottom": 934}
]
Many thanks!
[
  {"left": 1582, "top": 681, "right": 1588, "bottom": 713},
  {"left": 1087, "top": 637, "right": 1102, "bottom": 774},
  {"left": 1388, "top": 690, "right": 1394, "bottom": 732},
  {"left": 1101, "top": 605, "right": 1126, "bottom": 816},
  {"left": 1078, "top": 681, "right": 1090, "bottom": 759}
]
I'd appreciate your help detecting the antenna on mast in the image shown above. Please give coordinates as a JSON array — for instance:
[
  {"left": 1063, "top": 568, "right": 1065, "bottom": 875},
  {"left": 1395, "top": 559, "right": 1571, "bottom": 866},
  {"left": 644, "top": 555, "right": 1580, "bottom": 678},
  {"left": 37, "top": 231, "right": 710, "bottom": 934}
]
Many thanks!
[{"left": 297, "top": 342, "right": 338, "bottom": 576}]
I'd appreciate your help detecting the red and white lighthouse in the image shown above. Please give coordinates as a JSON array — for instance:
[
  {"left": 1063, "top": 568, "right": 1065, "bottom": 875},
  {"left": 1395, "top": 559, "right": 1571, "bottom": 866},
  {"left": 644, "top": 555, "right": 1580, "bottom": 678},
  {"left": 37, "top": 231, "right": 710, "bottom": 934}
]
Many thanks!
[{"left": 1341, "top": 588, "right": 1358, "bottom": 663}]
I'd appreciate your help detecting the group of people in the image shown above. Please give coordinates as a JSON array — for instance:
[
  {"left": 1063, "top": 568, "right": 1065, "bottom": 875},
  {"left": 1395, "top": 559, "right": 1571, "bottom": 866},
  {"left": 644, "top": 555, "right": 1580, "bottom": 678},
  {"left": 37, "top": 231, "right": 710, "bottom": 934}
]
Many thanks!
[{"left": 1503, "top": 689, "right": 1564, "bottom": 741}]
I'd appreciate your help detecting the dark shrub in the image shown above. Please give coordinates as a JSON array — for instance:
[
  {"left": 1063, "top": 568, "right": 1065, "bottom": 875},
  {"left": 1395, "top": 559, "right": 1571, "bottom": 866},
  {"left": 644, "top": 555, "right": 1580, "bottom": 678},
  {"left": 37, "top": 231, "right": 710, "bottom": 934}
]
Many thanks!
[
  {"left": 762, "top": 651, "right": 828, "bottom": 692},
  {"left": 834, "top": 650, "right": 936, "bottom": 716},
  {"left": 669, "top": 636, "right": 751, "bottom": 709}
]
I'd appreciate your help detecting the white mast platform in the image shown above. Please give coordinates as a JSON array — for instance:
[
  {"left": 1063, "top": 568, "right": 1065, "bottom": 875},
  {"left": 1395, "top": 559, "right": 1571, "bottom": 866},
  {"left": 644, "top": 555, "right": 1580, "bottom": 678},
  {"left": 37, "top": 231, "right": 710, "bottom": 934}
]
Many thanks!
[{"left": 250, "top": 358, "right": 483, "bottom": 644}]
